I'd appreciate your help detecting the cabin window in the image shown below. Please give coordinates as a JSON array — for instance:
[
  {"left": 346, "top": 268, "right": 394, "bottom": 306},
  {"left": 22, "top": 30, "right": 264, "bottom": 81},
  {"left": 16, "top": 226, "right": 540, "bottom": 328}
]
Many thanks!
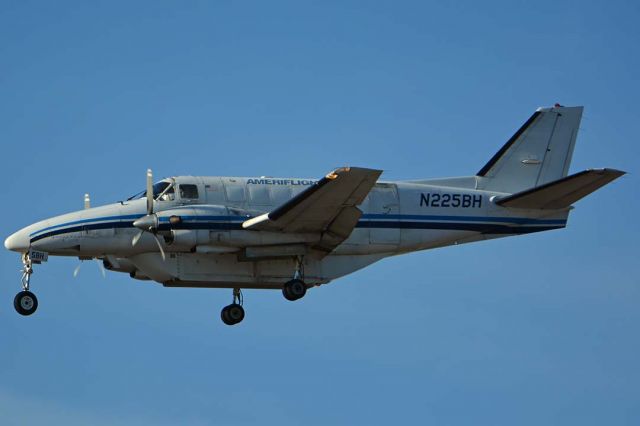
[
  {"left": 248, "top": 185, "right": 271, "bottom": 205},
  {"left": 205, "top": 180, "right": 225, "bottom": 204},
  {"left": 269, "top": 186, "right": 291, "bottom": 205},
  {"left": 225, "top": 181, "right": 246, "bottom": 203},
  {"left": 179, "top": 184, "right": 199, "bottom": 200}
]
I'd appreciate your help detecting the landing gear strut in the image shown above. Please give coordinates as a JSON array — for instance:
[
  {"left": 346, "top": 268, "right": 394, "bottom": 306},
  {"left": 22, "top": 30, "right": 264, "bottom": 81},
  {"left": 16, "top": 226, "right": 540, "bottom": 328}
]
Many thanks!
[
  {"left": 283, "top": 256, "right": 307, "bottom": 301},
  {"left": 221, "top": 288, "right": 245, "bottom": 326},
  {"left": 14, "top": 253, "right": 38, "bottom": 316}
]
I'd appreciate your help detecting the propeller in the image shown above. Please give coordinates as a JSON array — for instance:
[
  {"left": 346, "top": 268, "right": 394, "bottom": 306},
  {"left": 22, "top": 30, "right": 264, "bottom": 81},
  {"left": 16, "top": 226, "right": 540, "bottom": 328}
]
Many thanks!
[
  {"left": 73, "top": 258, "right": 106, "bottom": 278},
  {"left": 73, "top": 262, "right": 82, "bottom": 278},
  {"left": 131, "top": 169, "right": 166, "bottom": 261},
  {"left": 146, "top": 168, "right": 154, "bottom": 215}
]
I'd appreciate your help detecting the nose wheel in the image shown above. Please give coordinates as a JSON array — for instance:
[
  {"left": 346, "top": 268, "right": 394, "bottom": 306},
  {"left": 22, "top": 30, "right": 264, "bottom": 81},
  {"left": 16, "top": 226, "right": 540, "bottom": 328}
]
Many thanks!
[
  {"left": 221, "top": 288, "right": 245, "bottom": 326},
  {"left": 14, "top": 291, "right": 38, "bottom": 316},
  {"left": 15, "top": 253, "right": 38, "bottom": 316}
]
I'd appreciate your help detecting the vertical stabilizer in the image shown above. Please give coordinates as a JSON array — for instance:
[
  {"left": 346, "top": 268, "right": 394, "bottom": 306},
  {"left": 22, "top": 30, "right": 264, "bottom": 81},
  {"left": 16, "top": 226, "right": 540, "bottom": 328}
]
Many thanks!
[{"left": 477, "top": 105, "right": 583, "bottom": 193}]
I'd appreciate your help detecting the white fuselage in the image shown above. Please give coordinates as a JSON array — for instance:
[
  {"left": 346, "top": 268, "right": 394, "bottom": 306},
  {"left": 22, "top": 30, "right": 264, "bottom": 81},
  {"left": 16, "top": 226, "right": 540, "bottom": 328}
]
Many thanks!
[{"left": 5, "top": 175, "right": 569, "bottom": 289}]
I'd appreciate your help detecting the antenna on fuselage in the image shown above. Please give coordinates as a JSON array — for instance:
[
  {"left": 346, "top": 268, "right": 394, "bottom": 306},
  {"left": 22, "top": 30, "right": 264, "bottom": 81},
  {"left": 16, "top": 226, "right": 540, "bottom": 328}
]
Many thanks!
[{"left": 84, "top": 193, "right": 91, "bottom": 209}]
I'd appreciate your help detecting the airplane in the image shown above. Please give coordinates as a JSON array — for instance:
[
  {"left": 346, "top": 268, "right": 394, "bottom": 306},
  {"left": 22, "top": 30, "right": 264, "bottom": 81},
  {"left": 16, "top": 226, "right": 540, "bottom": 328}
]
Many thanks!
[{"left": 4, "top": 104, "right": 625, "bottom": 325}]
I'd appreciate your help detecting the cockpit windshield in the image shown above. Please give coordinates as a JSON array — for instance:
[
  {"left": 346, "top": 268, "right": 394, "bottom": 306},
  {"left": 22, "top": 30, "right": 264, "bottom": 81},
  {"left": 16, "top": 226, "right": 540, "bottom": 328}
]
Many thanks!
[{"left": 126, "top": 181, "right": 175, "bottom": 201}]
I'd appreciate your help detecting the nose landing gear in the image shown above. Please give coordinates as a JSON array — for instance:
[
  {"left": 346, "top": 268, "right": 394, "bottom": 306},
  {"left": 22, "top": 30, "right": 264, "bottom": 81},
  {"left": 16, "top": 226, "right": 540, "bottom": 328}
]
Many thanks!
[
  {"left": 14, "top": 253, "right": 38, "bottom": 316},
  {"left": 221, "top": 288, "right": 245, "bottom": 326}
]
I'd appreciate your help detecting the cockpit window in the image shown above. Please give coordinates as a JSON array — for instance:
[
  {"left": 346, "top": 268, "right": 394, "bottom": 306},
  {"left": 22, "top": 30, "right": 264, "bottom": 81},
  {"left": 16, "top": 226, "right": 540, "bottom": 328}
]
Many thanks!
[
  {"left": 126, "top": 181, "right": 175, "bottom": 201},
  {"left": 152, "top": 182, "right": 171, "bottom": 198},
  {"left": 179, "top": 184, "right": 199, "bottom": 199},
  {"left": 156, "top": 182, "right": 175, "bottom": 201}
]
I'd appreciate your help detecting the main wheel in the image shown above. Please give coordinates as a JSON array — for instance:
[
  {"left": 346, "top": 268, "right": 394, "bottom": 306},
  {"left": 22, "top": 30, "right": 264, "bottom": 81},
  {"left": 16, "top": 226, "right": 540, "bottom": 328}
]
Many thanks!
[
  {"left": 14, "top": 291, "right": 38, "bottom": 316},
  {"left": 282, "top": 279, "right": 307, "bottom": 301},
  {"left": 221, "top": 303, "right": 245, "bottom": 325}
]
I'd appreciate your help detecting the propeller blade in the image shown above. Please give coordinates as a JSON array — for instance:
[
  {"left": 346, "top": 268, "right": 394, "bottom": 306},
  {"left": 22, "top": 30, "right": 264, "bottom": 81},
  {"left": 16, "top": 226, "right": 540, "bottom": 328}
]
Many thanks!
[
  {"left": 146, "top": 169, "right": 154, "bottom": 215},
  {"left": 152, "top": 234, "right": 166, "bottom": 261},
  {"left": 95, "top": 259, "right": 106, "bottom": 278},
  {"left": 73, "top": 262, "right": 83, "bottom": 278},
  {"left": 132, "top": 230, "right": 144, "bottom": 247}
]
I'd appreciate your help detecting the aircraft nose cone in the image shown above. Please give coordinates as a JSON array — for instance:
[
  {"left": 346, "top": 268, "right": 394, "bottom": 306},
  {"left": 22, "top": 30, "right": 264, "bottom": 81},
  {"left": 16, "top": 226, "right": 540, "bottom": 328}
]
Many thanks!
[{"left": 5, "top": 230, "right": 30, "bottom": 252}]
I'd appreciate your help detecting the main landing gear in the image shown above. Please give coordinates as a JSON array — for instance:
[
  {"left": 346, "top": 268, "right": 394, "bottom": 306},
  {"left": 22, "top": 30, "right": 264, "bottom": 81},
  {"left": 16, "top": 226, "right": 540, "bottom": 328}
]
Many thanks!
[
  {"left": 221, "top": 288, "right": 245, "bottom": 326},
  {"left": 219, "top": 257, "right": 309, "bottom": 326},
  {"left": 283, "top": 279, "right": 307, "bottom": 301},
  {"left": 282, "top": 256, "right": 307, "bottom": 302},
  {"left": 14, "top": 253, "right": 38, "bottom": 316}
]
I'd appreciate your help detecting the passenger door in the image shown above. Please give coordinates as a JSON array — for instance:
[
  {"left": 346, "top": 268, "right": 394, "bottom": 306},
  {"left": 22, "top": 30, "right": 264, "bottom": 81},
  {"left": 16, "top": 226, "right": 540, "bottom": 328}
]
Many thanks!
[{"left": 369, "top": 183, "right": 400, "bottom": 245}]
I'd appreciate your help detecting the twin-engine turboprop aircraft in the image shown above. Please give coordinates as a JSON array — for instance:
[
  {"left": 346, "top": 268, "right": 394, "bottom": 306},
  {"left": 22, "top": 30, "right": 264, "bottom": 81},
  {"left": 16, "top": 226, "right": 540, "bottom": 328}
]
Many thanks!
[{"left": 5, "top": 105, "right": 624, "bottom": 325}]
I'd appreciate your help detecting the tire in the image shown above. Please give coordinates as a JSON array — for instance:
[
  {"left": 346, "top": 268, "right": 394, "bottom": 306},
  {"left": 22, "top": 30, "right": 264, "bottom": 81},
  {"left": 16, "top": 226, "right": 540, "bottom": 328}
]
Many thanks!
[
  {"left": 282, "top": 285, "right": 293, "bottom": 301},
  {"left": 227, "top": 304, "right": 245, "bottom": 324},
  {"left": 221, "top": 304, "right": 244, "bottom": 325},
  {"left": 221, "top": 306, "right": 232, "bottom": 325},
  {"left": 282, "top": 279, "right": 307, "bottom": 301},
  {"left": 14, "top": 291, "right": 38, "bottom": 316}
]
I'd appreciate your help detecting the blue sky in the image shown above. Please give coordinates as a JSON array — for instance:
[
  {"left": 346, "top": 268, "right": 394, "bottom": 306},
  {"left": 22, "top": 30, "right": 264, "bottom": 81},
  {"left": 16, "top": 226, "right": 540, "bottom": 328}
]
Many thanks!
[{"left": 1, "top": 1, "right": 638, "bottom": 424}]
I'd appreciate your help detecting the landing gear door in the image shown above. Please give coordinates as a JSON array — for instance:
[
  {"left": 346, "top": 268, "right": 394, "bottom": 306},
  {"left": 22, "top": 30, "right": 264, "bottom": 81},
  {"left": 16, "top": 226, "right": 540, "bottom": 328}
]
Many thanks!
[{"left": 369, "top": 183, "right": 400, "bottom": 246}]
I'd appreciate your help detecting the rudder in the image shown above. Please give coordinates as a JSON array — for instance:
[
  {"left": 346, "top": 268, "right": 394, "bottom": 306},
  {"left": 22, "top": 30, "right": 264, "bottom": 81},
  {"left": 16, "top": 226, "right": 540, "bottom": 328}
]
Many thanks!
[{"left": 477, "top": 105, "right": 584, "bottom": 193}]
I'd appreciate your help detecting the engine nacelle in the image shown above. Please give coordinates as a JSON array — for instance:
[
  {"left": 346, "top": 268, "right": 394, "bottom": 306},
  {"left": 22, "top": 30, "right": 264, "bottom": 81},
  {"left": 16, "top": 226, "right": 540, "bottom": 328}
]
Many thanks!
[
  {"left": 104, "top": 257, "right": 151, "bottom": 280},
  {"left": 103, "top": 257, "right": 136, "bottom": 274},
  {"left": 129, "top": 270, "right": 151, "bottom": 281},
  {"left": 165, "top": 229, "right": 198, "bottom": 251}
]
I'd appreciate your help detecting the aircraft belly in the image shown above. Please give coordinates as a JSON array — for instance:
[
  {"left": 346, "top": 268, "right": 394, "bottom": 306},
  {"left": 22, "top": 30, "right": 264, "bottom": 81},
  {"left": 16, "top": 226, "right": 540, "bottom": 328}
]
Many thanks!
[
  {"left": 399, "top": 229, "right": 480, "bottom": 251},
  {"left": 319, "top": 254, "right": 387, "bottom": 281},
  {"left": 128, "top": 252, "right": 388, "bottom": 289},
  {"left": 172, "top": 253, "right": 327, "bottom": 288}
]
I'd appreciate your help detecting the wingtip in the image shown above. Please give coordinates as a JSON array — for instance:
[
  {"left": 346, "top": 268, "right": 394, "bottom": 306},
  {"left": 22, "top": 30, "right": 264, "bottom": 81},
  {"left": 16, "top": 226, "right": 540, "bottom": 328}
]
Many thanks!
[
  {"left": 333, "top": 166, "right": 383, "bottom": 174},
  {"left": 609, "top": 168, "right": 627, "bottom": 176},
  {"left": 590, "top": 168, "right": 627, "bottom": 177}
]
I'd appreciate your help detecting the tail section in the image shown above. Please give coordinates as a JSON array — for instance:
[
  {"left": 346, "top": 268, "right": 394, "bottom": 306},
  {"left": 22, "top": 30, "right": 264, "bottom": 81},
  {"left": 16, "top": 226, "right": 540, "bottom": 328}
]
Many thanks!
[{"left": 478, "top": 105, "right": 583, "bottom": 193}]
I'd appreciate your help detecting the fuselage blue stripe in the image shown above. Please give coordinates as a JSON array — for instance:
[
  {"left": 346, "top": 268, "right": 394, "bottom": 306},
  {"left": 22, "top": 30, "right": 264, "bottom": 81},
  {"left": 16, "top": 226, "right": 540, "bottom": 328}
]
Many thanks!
[
  {"left": 28, "top": 213, "right": 567, "bottom": 243},
  {"left": 29, "top": 214, "right": 142, "bottom": 237},
  {"left": 30, "top": 214, "right": 253, "bottom": 237},
  {"left": 158, "top": 215, "right": 248, "bottom": 222},
  {"left": 30, "top": 213, "right": 567, "bottom": 238},
  {"left": 360, "top": 214, "right": 566, "bottom": 225}
]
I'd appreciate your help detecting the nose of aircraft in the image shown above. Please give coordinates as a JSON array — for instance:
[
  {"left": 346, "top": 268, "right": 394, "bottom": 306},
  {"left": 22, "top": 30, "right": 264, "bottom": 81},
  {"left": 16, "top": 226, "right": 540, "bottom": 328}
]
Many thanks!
[{"left": 4, "top": 229, "right": 30, "bottom": 252}]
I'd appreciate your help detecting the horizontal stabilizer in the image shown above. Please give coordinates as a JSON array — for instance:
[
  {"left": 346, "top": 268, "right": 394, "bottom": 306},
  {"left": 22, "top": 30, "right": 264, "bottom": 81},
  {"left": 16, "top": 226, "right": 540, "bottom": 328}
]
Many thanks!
[{"left": 496, "top": 168, "right": 625, "bottom": 209}]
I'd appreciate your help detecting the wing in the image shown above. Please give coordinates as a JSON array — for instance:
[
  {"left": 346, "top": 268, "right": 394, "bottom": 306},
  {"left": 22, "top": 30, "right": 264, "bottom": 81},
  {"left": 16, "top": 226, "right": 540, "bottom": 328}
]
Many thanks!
[{"left": 243, "top": 167, "right": 382, "bottom": 253}]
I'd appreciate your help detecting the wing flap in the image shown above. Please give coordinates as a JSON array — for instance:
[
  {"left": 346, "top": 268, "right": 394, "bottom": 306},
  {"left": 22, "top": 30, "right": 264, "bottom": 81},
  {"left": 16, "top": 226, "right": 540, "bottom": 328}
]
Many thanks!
[{"left": 496, "top": 168, "right": 625, "bottom": 209}]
